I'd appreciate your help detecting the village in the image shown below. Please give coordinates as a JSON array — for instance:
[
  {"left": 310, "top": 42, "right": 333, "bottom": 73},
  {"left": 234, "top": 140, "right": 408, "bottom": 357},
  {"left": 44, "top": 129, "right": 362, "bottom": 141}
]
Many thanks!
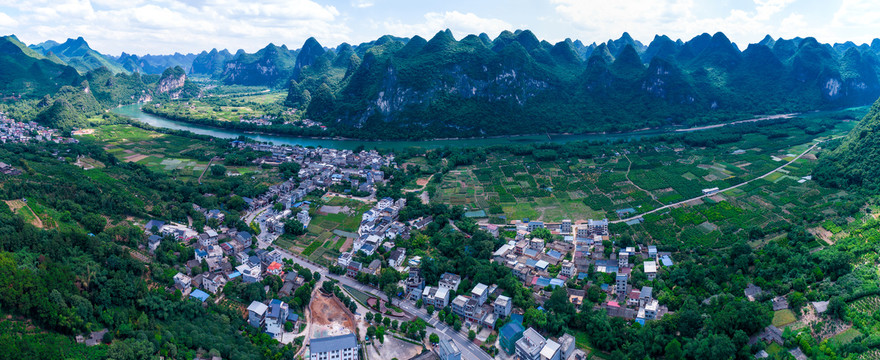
[
  {"left": 0, "top": 111, "right": 76, "bottom": 144},
  {"left": 134, "top": 134, "right": 682, "bottom": 360}
]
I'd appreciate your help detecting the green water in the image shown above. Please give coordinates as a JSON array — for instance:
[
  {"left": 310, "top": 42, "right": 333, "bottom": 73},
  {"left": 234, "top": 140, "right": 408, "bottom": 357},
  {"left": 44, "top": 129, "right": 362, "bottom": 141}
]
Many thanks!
[{"left": 111, "top": 104, "right": 687, "bottom": 151}]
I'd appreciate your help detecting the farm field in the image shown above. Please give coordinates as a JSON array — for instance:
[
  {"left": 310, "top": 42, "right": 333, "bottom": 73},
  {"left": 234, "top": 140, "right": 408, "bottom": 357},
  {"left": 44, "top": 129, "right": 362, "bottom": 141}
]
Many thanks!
[
  {"left": 75, "top": 124, "right": 270, "bottom": 181},
  {"left": 276, "top": 197, "right": 369, "bottom": 266},
  {"left": 772, "top": 309, "right": 797, "bottom": 327},
  {"left": 433, "top": 109, "right": 865, "bottom": 248}
]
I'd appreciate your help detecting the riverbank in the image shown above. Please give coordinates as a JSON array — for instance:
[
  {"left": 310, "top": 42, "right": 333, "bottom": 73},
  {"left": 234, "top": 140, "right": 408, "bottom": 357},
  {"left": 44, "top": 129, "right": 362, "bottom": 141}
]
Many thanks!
[{"left": 112, "top": 103, "right": 833, "bottom": 151}]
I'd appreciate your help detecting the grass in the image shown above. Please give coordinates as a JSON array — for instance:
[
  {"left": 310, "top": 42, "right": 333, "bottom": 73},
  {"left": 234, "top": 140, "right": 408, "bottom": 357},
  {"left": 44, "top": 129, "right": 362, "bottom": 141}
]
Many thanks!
[
  {"left": 832, "top": 328, "right": 861, "bottom": 344},
  {"left": 301, "top": 239, "right": 322, "bottom": 256},
  {"left": 772, "top": 309, "right": 797, "bottom": 327},
  {"left": 765, "top": 343, "right": 784, "bottom": 356},
  {"left": 343, "top": 284, "right": 375, "bottom": 306}
]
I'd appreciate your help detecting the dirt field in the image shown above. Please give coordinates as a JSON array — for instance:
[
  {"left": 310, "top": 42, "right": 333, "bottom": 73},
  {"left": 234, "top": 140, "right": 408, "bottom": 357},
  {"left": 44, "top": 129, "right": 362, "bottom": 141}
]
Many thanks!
[
  {"left": 367, "top": 335, "right": 423, "bottom": 360},
  {"left": 4, "top": 200, "right": 43, "bottom": 228},
  {"left": 416, "top": 178, "right": 429, "bottom": 186},
  {"left": 309, "top": 292, "right": 357, "bottom": 338},
  {"left": 4, "top": 200, "right": 25, "bottom": 213},
  {"left": 124, "top": 154, "right": 149, "bottom": 163}
]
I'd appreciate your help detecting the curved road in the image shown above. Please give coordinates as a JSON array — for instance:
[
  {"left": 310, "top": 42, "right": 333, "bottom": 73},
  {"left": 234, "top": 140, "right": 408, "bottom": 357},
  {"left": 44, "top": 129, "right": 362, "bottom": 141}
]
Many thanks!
[
  {"left": 265, "top": 246, "right": 493, "bottom": 360},
  {"left": 613, "top": 139, "right": 828, "bottom": 224}
]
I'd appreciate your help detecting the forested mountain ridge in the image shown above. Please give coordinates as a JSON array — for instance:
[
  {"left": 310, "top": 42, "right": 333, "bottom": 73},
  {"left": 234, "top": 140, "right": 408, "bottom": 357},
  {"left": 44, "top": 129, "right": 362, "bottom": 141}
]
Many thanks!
[
  {"left": 279, "top": 30, "right": 880, "bottom": 139},
  {"left": 815, "top": 97, "right": 880, "bottom": 191},
  {"left": 29, "top": 37, "right": 128, "bottom": 74},
  {"left": 190, "top": 30, "right": 880, "bottom": 139}
]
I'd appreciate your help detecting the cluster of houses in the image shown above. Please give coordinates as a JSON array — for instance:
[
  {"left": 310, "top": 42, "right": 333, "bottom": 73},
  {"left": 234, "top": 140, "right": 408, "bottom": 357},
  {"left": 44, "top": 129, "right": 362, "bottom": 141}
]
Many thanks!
[
  {"left": 353, "top": 197, "right": 408, "bottom": 254},
  {"left": 494, "top": 314, "right": 584, "bottom": 360},
  {"left": 485, "top": 218, "right": 674, "bottom": 325},
  {"left": 247, "top": 299, "right": 300, "bottom": 340},
  {"left": 402, "top": 268, "right": 515, "bottom": 332},
  {"left": 232, "top": 140, "right": 392, "bottom": 197},
  {"left": 283, "top": 118, "right": 326, "bottom": 130},
  {"left": 144, "top": 215, "right": 307, "bottom": 314},
  {"left": 239, "top": 115, "right": 276, "bottom": 126},
  {"left": 0, "top": 112, "right": 75, "bottom": 144}
]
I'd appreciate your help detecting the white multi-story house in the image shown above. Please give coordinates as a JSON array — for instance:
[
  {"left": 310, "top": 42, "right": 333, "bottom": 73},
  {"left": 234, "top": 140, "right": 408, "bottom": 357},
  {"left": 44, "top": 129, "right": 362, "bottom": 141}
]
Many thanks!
[
  {"left": 494, "top": 295, "right": 512, "bottom": 317},
  {"left": 471, "top": 283, "right": 489, "bottom": 305},
  {"left": 310, "top": 333, "right": 359, "bottom": 360}
]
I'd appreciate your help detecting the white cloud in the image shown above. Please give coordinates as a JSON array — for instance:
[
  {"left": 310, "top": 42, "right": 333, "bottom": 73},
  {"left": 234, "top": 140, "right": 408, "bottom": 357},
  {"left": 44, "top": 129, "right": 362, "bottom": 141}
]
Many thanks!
[
  {"left": 352, "top": 0, "right": 374, "bottom": 8},
  {"left": 777, "top": 13, "right": 808, "bottom": 39},
  {"left": 1, "top": 0, "right": 350, "bottom": 54},
  {"left": 549, "top": 0, "right": 809, "bottom": 45},
  {"left": 824, "top": 0, "right": 880, "bottom": 43},
  {"left": 0, "top": 11, "right": 17, "bottom": 28},
  {"left": 754, "top": 0, "right": 796, "bottom": 21},
  {"left": 383, "top": 11, "right": 511, "bottom": 39}
]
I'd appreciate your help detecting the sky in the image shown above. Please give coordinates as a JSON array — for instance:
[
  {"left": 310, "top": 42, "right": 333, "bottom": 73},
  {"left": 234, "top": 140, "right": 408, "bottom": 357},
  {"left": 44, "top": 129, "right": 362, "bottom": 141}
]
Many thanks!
[{"left": 0, "top": 0, "right": 877, "bottom": 55}]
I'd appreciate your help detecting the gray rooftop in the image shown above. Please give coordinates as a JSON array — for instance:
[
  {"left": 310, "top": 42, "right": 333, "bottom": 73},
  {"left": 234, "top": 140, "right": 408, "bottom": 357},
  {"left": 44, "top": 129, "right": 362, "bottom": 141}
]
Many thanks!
[{"left": 310, "top": 333, "right": 358, "bottom": 353}]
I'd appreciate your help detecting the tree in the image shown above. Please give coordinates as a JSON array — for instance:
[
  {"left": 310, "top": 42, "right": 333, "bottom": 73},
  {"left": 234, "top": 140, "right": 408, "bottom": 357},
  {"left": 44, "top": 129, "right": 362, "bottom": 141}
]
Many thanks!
[
  {"left": 531, "top": 227, "right": 553, "bottom": 242},
  {"left": 226, "top": 196, "right": 247, "bottom": 211},
  {"left": 468, "top": 330, "right": 476, "bottom": 341},
  {"left": 365, "top": 312, "right": 373, "bottom": 322},
  {"left": 210, "top": 164, "right": 227, "bottom": 177},
  {"left": 81, "top": 213, "right": 106, "bottom": 234},
  {"left": 283, "top": 219, "right": 306, "bottom": 236},
  {"left": 426, "top": 305, "right": 434, "bottom": 315},
  {"left": 828, "top": 296, "right": 846, "bottom": 320},
  {"left": 429, "top": 333, "right": 440, "bottom": 344},
  {"left": 524, "top": 307, "right": 547, "bottom": 330},
  {"left": 665, "top": 339, "right": 683, "bottom": 360}
]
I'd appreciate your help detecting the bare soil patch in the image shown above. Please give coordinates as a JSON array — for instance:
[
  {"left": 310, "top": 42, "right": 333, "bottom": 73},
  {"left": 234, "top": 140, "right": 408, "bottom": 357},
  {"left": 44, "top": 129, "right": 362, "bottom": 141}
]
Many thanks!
[
  {"left": 808, "top": 227, "right": 834, "bottom": 245},
  {"left": 309, "top": 292, "right": 356, "bottom": 338},
  {"left": 124, "top": 154, "right": 149, "bottom": 163}
]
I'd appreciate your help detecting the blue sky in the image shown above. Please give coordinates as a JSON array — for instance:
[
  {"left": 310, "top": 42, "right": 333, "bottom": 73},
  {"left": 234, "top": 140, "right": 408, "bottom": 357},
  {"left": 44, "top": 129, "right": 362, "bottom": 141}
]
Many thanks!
[{"left": 0, "top": 0, "right": 876, "bottom": 55}]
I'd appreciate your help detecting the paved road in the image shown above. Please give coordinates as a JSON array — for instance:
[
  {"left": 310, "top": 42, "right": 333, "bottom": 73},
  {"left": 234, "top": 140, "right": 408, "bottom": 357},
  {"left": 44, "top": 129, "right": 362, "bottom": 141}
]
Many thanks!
[
  {"left": 613, "top": 139, "right": 828, "bottom": 224},
  {"left": 262, "top": 245, "right": 493, "bottom": 360}
]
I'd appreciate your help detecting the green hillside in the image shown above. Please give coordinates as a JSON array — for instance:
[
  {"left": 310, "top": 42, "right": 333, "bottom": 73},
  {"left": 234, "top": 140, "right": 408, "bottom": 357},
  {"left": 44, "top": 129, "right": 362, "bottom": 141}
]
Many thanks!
[
  {"left": 0, "top": 35, "right": 82, "bottom": 96},
  {"left": 38, "top": 37, "right": 127, "bottom": 74}
]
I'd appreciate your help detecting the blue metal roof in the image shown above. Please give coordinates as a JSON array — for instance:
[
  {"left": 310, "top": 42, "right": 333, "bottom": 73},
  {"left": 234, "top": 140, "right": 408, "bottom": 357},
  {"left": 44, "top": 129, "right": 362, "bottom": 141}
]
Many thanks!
[
  {"left": 661, "top": 255, "right": 674, "bottom": 266},
  {"left": 546, "top": 250, "right": 562, "bottom": 259},
  {"left": 190, "top": 289, "right": 210, "bottom": 302},
  {"left": 536, "top": 277, "right": 551, "bottom": 287},
  {"left": 310, "top": 334, "right": 358, "bottom": 353},
  {"left": 549, "top": 279, "right": 565, "bottom": 288},
  {"left": 499, "top": 321, "right": 524, "bottom": 339}
]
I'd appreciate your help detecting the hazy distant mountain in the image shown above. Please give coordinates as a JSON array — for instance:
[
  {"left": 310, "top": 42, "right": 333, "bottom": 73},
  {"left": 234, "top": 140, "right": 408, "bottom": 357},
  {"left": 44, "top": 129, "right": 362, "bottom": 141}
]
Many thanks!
[
  {"left": 190, "top": 48, "right": 234, "bottom": 77},
  {"left": 217, "top": 43, "right": 298, "bottom": 87},
  {"left": 30, "top": 37, "right": 128, "bottom": 74},
  {"left": 115, "top": 52, "right": 197, "bottom": 74}
]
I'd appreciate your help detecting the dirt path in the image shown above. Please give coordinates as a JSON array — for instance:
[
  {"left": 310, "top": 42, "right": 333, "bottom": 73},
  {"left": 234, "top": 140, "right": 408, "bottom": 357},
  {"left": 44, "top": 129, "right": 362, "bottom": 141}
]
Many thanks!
[
  {"left": 613, "top": 138, "right": 830, "bottom": 224},
  {"left": 4, "top": 200, "right": 43, "bottom": 228},
  {"left": 675, "top": 113, "right": 797, "bottom": 132},
  {"left": 404, "top": 174, "right": 434, "bottom": 193},
  {"left": 623, "top": 154, "right": 663, "bottom": 206},
  {"left": 197, "top": 156, "right": 219, "bottom": 184}
]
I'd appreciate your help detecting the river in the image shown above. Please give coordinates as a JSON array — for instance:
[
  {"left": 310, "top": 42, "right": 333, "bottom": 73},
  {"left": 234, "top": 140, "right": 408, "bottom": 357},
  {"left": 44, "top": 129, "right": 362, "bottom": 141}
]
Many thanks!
[{"left": 109, "top": 103, "right": 748, "bottom": 151}]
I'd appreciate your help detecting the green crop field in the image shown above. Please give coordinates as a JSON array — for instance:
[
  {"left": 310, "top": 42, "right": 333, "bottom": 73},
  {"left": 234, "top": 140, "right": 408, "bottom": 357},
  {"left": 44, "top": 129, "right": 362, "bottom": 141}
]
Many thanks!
[
  {"left": 429, "top": 109, "right": 862, "bottom": 248},
  {"left": 772, "top": 309, "right": 797, "bottom": 327}
]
